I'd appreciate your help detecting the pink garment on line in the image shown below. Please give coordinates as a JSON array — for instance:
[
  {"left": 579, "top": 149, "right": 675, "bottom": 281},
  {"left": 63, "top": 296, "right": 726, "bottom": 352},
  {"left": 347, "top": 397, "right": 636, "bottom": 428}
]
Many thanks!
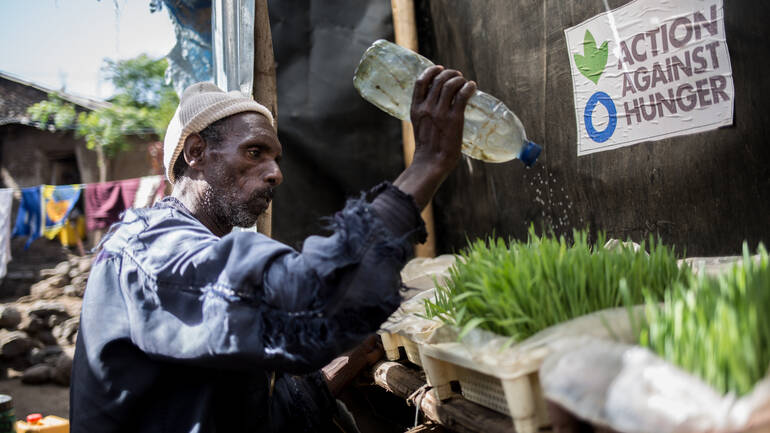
[{"left": 85, "top": 178, "right": 141, "bottom": 231}]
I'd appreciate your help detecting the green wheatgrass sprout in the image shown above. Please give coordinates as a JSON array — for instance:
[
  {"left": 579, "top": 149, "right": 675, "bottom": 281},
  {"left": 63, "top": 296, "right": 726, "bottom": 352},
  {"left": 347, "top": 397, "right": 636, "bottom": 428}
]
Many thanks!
[
  {"left": 640, "top": 244, "right": 770, "bottom": 396},
  {"left": 424, "top": 228, "right": 690, "bottom": 342}
]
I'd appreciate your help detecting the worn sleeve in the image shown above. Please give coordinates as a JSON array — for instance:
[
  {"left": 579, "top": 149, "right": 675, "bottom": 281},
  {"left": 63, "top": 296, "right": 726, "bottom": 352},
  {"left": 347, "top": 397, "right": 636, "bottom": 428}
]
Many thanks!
[{"left": 112, "top": 183, "right": 423, "bottom": 373}]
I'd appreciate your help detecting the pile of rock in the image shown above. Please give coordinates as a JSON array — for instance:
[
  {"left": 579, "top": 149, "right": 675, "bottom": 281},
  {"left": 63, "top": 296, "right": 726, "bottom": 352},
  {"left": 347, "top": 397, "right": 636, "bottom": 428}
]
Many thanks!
[
  {"left": 0, "top": 302, "right": 78, "bottom": 386},
  {"left": 29, "top": 255, "right": 92, "bottom": 299}
]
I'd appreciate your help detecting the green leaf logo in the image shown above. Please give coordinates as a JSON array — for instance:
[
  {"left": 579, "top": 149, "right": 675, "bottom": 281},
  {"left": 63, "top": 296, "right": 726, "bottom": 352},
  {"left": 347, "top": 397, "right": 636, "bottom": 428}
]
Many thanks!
[{"left": 573, "top": 30, "right": 608, "bottom": 85}]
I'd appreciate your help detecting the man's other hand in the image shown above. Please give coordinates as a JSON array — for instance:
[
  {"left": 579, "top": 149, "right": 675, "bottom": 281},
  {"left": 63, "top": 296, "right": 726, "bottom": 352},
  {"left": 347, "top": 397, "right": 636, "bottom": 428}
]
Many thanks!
[{"left": 322, "top": 335, "right": 383, "bottom": 396}]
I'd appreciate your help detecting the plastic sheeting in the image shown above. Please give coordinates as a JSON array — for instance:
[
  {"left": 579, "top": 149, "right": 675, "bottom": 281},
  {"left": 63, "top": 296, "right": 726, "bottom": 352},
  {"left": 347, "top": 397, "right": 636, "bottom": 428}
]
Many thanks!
[
  {"left": 421, "top": 306, "right": 641, "bottom": 381},
  {"left": 380, "top": 254, "right": 456, "bottom": 341},
  {"left": 380, "top": 288, "right": 441, "bottom": 345},
  {"left": 152, "top": 0, "right": 213, "bottom": 96},
  {"left": 399, "top": 254, "right": 456, "bottom": 294},
  {"left": 540, "top": 338, "right": 770, "bottom": 433},
  {"left": 266, "top": 0, "right": 403, "bottom": 247},
  {"left": 538, "top": 254, "right": 769, "bottom": 433}
]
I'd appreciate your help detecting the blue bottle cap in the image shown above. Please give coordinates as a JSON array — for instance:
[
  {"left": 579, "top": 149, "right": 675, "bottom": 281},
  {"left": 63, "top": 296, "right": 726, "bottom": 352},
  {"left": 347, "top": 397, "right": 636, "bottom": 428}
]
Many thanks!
[{"left": 519, "top": 140, "right": 542, "bottom": 167}]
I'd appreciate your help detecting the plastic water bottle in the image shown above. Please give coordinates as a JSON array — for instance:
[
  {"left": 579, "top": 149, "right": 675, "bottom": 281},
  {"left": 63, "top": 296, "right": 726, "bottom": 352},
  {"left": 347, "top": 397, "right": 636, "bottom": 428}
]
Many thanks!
[{"left": 354, "top": 39, "right": 541, "bottom": 166}]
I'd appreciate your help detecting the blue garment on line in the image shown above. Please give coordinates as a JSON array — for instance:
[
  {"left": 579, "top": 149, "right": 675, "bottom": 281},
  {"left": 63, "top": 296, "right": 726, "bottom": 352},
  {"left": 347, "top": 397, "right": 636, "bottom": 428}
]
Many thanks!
[
  {"left": 12, "top": 186, "right": 42, "bottom": 248},
  {"left": 41, "top": 184, "right": 82, "bottom": 239}
]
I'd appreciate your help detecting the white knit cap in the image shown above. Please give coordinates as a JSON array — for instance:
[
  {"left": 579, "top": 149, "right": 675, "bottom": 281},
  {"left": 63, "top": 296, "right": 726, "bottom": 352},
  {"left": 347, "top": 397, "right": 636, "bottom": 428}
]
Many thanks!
[{"left": 163, "top": 82, "right": 275, "bottom": 184}]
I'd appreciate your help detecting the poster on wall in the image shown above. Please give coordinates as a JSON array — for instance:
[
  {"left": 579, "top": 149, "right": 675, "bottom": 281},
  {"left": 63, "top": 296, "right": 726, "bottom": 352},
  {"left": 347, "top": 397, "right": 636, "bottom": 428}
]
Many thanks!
[{"left": 564, "top": 0, "right": 734, "bottom": 156}]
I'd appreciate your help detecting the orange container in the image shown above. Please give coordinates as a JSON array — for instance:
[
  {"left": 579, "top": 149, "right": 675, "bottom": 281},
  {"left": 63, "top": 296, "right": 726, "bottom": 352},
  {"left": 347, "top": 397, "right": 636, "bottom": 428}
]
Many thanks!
[{"left": 15, "top": 414, "right": 69, "bottom": 433}]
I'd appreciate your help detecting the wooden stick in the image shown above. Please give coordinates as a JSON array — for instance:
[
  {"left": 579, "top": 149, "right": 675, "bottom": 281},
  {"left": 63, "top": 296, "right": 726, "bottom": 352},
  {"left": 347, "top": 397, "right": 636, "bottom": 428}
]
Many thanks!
[
  {"left": 373, "top": 360, "right": 425, "bottom": 397},
  {"left": 405, "top": 422, "right": 447, "bottom": 433},
  {"left": 391, "top": 0, "right": 437, "bottom": 258},
  {"left": 253, "top": 0, "right": 277, "bottom": 238},
  {"left": 373, "top": 361, "right": 514, "bottom": 433},
  {"left": 391, "top": 0, "right": 418, "bottom": 51}
]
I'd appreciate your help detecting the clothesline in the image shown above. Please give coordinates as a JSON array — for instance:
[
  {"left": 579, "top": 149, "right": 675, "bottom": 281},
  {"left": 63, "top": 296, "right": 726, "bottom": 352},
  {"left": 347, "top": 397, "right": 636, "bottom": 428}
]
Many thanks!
[
  {"left": 19, "top": 119, "right": 158, "bottom": 136},
  {"left": 6, "top": 175, "right": 167, "bottom": 250},
  {"left": 0, "top": 174, "right": 168, "bottom": 193}
]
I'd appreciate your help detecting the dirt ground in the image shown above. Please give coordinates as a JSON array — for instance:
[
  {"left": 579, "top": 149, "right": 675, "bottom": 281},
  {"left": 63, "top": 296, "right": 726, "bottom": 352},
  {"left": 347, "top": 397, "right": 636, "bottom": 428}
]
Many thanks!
[
  {"left": 0, "top": 379, "right": 69, "bottom": 419},
  {"left": 0, "top": 295, "right": 80, "bottom": 421},
  {"left": 0, "top": 238, "right": 84, "bottom": 422}
]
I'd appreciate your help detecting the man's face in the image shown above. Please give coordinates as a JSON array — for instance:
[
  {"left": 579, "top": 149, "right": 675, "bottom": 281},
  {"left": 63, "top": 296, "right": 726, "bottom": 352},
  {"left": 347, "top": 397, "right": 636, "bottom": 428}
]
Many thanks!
[{"left": 201, "top": 112, "right": 283, "bottom": 228}]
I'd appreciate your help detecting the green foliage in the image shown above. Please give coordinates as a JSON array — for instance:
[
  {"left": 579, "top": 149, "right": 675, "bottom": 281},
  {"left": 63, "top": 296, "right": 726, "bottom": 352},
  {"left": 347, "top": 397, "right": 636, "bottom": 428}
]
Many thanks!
[
  {"left": 640, "top": 244, "right": 770, "bottom": 396},
  {"left": 73, "top": 105, "right": 156, "bottom": 156},
  {"left": 102, "top": 54, "right": 171, "bottom": 108},
  {"left": 424, "top": 228, "right": 690, "bottom": 342},
  {"left": 26, "top": 94, "right": 77, "bottom": 130},
  {"left": 26, "top": 55, "right": 178, "bottom": 157}
]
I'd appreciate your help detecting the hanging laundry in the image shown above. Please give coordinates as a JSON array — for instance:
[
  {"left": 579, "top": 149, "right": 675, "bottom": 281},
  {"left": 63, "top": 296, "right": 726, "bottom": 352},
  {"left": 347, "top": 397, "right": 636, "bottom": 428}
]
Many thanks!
[
  {"left": 42, "top": 184, "right": 83, "bottom": 240},
  {"left": 0, "top": 189, "right": 13, "bottom": 281},
  {"left": 12, "top": 186, "right": 43, "bottom": 248},
  {"left": 57, "top": 206, "right": 86, "bottom": 253},
  {"left": 132, "top": 175, "right": 166, "bottom": 209},
  {"left": 85, "top": 178, "right": 141, "bottom": 231}
]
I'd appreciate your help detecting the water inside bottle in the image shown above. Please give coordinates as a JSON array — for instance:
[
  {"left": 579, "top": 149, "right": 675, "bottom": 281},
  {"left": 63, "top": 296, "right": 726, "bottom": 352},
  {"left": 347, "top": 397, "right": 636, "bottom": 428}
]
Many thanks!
[{"left": 354, "top": 39, "right": 538, "bottom": 165}]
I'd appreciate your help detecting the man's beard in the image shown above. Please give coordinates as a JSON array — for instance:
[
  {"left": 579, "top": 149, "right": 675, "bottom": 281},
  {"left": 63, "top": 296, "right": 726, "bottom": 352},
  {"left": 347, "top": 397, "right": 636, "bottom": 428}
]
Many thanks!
[{"left": 202, "top": 183, "right": 274, "bottom": 229}]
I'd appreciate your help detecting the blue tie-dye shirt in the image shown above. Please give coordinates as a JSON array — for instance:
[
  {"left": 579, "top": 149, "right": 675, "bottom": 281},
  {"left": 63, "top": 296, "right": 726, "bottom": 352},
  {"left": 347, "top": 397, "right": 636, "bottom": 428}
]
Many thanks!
[{"left": 70, "top": 182, "right": 424, "bottom": 433}]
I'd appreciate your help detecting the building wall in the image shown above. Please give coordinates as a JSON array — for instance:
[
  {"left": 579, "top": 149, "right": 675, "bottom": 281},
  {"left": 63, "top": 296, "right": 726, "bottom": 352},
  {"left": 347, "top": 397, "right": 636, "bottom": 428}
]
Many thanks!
[
  {"left": 421, "top": 0, "right": 770, "bottom": 256},
  {"left": 0, "top": 125, "right": 86, "bottom": 188},
  {"left": 1, "top": 124, "right": 158, "bottom": 188},
  {"left": 105, "top": 136, "right": 163, "bottom": 182}
]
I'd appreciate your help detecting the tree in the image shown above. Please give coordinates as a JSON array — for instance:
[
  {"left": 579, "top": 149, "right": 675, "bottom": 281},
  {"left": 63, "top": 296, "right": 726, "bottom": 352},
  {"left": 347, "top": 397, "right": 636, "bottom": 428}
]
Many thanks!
[{"left": 27, "top": 55, "right": 179, "bottom": 181}]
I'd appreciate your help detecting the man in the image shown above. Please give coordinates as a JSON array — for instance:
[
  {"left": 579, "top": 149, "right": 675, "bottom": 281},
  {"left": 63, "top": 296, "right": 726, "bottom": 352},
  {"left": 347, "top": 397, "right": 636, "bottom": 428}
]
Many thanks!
[{"left": 71, "top": 65, "right": 475, "bottom": 432}]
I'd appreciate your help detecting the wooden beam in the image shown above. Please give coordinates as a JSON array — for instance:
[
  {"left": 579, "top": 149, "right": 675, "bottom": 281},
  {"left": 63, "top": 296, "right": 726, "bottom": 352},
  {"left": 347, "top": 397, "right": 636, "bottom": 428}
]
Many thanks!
[
  {"left": 421, "top": 391, "right": 516, "bottom": 433},
  {"left": 391, "top": 0, "right": 437, "bottom": 258},
  {"left": 406, "top": 423, "right": 448, "bottom": 433},
  {"left": 391, "top": 0, "right": 419, "bottom": 51},
  {"left": 373, "top": 360, "right": 425, "bottom": 397},
  {"left": 373, "top": 361, "right": 515, "bottom": 433},
  {"left": 253, "top": 0, "right": 277, "bottom": 238}
]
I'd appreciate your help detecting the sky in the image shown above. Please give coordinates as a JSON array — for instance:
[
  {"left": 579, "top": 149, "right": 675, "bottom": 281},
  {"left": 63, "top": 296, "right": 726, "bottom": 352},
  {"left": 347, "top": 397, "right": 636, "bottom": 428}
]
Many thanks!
[{"left": 0, "top": 0, "right": 176, "bottom": 101}]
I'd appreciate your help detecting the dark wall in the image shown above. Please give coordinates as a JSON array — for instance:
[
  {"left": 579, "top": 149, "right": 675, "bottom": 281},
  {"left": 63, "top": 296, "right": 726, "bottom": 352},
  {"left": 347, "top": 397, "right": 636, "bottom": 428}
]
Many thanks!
[
  {"left": 106, "top": 136, "right": 161, "bottom": 182},
  {"left": 0, "top": 125, "right": 156, "bottom": 187},
  {"left": 0, "top": 125, "right": 83, "bottom": 188},
  {"left": 269, "top": 0, "right": 404, "bottom": 249},
  {"left": 420, "top": 0, "right": 770, "bottom": 256}
]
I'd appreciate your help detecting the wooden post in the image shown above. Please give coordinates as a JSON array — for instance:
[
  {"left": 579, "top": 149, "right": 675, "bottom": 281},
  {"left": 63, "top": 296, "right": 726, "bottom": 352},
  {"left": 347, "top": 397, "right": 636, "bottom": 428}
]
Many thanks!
[
  {"left": 391, "top": 0, "right": 436, "bottom": 257},
  {"left": 253, "top": 0, "right": 277, "bottom": 238}
]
